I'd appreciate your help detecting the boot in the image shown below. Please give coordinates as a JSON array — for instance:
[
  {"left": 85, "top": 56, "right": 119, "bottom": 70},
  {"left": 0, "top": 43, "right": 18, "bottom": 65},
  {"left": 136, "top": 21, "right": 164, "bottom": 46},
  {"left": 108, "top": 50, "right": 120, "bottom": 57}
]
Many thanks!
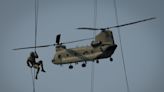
[
  {"left": 35, "top": 76, "right": 38, "bottom": 80},
  {"left": 41, "top": 69, "right": 46, "bottom": 72}
]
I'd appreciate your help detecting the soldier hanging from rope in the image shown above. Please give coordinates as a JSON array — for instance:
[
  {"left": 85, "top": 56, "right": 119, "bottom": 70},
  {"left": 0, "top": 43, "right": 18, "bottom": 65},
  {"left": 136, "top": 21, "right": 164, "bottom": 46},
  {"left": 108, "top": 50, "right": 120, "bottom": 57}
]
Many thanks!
[{"left": 27, "top": 51, "right": 46, "bottom": 79}]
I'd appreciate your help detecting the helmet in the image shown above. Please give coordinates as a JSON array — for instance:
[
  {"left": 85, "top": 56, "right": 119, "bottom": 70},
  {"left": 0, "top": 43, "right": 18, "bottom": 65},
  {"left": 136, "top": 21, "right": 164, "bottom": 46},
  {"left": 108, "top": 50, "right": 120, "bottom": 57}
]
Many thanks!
[{"left": 30, "top": 52, "right": 35, "bottom": 57}]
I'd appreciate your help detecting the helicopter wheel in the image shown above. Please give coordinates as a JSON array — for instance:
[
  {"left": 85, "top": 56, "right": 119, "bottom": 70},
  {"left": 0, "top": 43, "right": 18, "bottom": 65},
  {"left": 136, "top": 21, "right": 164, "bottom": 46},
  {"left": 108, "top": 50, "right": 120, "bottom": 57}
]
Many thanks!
[
  {"left": 96, "top": 60, "right": 99, "bottom": 63},
  {"left": 110, "top": 57, "right": 113, "bottom": 62},
  {"left": 82, "top": 63, "right": 86, "bottom": 68},
  {"left": 69, "top": 65, "right": 73, "bottom": 69}
]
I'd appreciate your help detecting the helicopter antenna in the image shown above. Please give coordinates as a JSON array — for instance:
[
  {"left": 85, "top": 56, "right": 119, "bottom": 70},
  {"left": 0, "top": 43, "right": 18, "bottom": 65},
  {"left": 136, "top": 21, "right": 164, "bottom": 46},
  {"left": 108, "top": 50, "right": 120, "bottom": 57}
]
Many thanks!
[{"left": 113, "top": 0, "right": 130, "bottom": 92}]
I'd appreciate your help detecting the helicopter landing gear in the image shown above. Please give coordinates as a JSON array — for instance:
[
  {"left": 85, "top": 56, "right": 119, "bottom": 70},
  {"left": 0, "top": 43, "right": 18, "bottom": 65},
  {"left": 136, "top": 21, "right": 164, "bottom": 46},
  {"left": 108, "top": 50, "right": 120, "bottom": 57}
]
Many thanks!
[
  {"left": 69, "top": 64, "right": 73, "bottom": 69},
  {"left": 96, "top": 60, "right": 99, "bottom": 63},
  {"left": 82, "top": 63, "right": 86, "bottom": 67},
  {"left": 82, "top": 61, "right": 87, "bottom": 68},
  {"left": 110, "top": 57, "right": 113, "bottom": 62}
]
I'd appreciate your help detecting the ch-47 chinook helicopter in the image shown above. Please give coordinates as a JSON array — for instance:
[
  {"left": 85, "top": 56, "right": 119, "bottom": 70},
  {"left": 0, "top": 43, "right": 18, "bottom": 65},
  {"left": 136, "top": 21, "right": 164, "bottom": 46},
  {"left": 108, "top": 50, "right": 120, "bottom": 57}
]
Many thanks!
[{"left": 13, "top": 17, "right": 155, "bottom": 69}]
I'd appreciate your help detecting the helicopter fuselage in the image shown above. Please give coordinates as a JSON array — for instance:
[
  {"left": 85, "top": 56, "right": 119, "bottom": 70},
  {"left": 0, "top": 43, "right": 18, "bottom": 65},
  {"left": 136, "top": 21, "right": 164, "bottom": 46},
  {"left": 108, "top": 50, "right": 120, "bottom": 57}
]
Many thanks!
[
  {"left": 52, "top": 30, "right": 117, "bottom": 65},
  {"left": 52, "top": 43, "right": 117, "bottom": 65}
]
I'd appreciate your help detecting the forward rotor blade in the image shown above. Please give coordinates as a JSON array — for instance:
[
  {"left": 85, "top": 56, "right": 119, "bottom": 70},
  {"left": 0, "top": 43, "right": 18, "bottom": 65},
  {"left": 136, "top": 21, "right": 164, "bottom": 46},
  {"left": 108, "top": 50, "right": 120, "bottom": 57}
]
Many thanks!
[
  {"left": 62, "top": 37, "right": 94, "bottom": 44},
  {"left": 13, "top": 44, "right": 55, "bottom": 50},
  {"left": 56, "top": 34, "right": 61, "bottom": 44},
  {"left": 13, "top": 38, "right": 93, "bottom": 50},
  {"left": 109, "top": 17, "right": 156, "bottom": 29}
]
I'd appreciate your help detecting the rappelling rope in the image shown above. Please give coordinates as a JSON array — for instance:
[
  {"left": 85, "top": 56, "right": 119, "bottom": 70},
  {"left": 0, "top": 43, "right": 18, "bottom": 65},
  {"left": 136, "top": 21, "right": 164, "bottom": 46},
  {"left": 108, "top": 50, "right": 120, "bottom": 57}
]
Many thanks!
[
  {"left": 34, "top": 0, "right": 39, "bottom": 52},
  {"left": 31, "top": 68, "right": 35, "bottom": 92},
  {"left": 93, "top": 0, "right": 97, "bottom": 39},
  {"left": 113, "top": 0, "right": 130, "bottom": 92},
  {"left": 31, "top": 0, "right": 39, "bottom": 92},
  {"left": 91, "top": 0, "right": 97, "bottom": 92}
]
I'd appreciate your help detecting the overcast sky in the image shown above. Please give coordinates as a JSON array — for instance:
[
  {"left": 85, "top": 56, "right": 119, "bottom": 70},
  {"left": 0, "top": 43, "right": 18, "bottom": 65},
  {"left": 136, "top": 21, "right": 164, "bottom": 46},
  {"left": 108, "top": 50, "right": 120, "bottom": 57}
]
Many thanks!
[{"left": 0, "top": 0, "right": 164, "bottom": 92}]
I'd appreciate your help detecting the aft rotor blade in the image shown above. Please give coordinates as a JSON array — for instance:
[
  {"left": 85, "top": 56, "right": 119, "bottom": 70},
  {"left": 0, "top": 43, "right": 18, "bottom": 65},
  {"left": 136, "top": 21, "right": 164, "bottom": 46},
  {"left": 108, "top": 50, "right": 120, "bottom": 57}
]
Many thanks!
[
  {"left": 77, "top": 27, "right": 100, "bottom": 31},
  {"left": 13, "top": 44, "right": 55, "bottom": 50},
  {"left": 62, "top": 37, "right": 94, "bottom": 44},
  {"left": 77, "top": 17, "right": 156, "bottom": 31},
  {"left": 109, "top": 17, "right": 156, "bottom": 29}
]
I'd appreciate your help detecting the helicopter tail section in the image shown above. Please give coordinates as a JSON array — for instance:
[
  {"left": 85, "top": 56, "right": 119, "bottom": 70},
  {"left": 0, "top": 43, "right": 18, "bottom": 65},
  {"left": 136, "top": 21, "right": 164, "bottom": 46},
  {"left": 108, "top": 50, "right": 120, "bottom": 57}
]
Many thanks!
[{"left": 97, "top": 44, "right": 117, "bottom": 59}]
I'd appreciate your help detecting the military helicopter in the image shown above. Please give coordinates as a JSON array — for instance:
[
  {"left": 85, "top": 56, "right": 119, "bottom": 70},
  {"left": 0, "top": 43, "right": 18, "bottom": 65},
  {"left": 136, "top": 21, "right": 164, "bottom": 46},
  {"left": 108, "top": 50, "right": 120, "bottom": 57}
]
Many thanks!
[{"left": 13, "top": 17, "right": 155, "bottom": 69}]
